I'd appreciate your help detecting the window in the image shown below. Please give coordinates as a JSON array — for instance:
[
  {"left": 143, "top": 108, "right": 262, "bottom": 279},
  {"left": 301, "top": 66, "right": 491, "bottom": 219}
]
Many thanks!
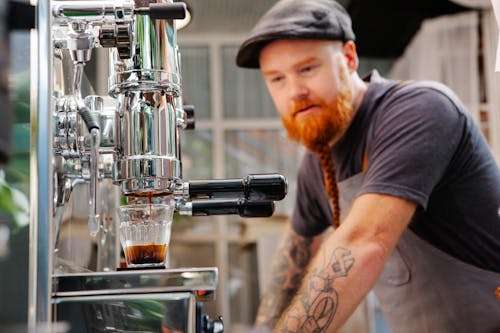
[{"left": 171, "top": 39, "right": 303, "bottom": 329}]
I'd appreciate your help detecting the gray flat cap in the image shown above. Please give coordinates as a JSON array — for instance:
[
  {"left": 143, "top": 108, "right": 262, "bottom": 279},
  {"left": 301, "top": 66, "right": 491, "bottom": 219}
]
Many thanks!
[{"left": 236, "top": 0, "right": 355, "bottom": 69}]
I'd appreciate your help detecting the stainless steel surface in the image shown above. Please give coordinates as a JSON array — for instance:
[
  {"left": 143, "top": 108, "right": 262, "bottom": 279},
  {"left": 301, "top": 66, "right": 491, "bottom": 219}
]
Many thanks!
[
  {"left": 50, "top": 0, "right": 184, "bottom": 237},
  {"left": 29, "top": 0, "right": 54, "bottom": 330},
  {"left": 88, "top": 127, "right": 101, "bottom": 236},
  {"left": 114, "top": 90, "right": 181, "bottom": 194},
  {"left": 53, "top": 290, "right": 195, "bottom": 304},
  {"left": 53, "top": 292, "right": 197, "bottom": 333},
  {"left": 96, "top": 179, "right": 121, "bottom": 272},
  {"left": 38, "top": 1, "right": 193, "bottom": 330},
  {"left": 48, "top": 0, "right": 201, "bottom": 282},
  {"left": 52, "top": 1, "right": 134, "bottom": 21},
  {"left": 53, "top": 267, "right": 218, "bottom": 300},
  {"left": 32, "top": 1, "right": 284, "bottom": 331},
  {"left": 108, "top": 68, "right": 180, "bottom": 97},
  {"left": 111, "top": 0, "right": 182, "bottom": 194}
]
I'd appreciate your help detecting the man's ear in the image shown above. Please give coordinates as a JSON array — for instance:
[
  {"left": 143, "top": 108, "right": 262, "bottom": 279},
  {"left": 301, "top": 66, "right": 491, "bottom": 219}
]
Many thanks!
[{"left": 342, "top": 41, "right": 359, "bottom": 72}]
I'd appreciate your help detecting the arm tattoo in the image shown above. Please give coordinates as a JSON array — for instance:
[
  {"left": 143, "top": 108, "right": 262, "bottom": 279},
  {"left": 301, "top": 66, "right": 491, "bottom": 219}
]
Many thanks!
[
  {"left": 255, "top": 228, "right": 315, "bottom": 329},
  {"left": 279, "top": 247, "right": 355, "bottom": 333}
]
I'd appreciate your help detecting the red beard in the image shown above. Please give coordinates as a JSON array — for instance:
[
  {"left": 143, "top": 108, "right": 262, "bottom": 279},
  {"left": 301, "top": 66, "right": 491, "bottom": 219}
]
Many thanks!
[{"left": 281, "top": 88, "right": 353, "bottom": 152}]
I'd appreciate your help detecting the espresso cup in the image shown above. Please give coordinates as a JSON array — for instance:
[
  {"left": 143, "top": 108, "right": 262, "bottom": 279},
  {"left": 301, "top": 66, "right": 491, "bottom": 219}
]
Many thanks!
[{"left": 119, "top": 203, "right": 173, "bottom": 268}]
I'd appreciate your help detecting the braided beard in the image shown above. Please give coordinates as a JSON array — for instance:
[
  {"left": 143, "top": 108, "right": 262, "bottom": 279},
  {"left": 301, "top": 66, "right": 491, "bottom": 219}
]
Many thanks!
[{"left": 280, "top": 64, "right": 354, "bottom": 228}]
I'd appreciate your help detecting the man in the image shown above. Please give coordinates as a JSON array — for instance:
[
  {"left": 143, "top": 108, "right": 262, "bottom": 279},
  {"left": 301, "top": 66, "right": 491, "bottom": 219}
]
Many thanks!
[{"left": 236, "top": 0, "right": 500, "bottom": 332}]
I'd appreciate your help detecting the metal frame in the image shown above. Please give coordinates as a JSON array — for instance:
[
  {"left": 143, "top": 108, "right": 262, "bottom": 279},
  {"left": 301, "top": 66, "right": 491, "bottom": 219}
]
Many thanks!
[{"left": 29, "top": 0, "right": 54, "bottom": 331}]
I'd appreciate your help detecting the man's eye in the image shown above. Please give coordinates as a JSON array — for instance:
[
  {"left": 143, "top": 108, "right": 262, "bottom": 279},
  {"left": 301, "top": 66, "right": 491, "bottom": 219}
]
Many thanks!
[
  {"left": 300, "top": 65, "right": 315, "bottom": 74},
  {"left": 271, "top": 76, "right": 284, "bottom": 83}
]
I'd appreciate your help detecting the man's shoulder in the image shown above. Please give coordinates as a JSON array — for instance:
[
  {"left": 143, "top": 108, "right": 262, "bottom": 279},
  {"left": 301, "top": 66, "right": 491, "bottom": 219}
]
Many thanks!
[
  {"left": 376, "top": 79, "right": 469, "bottom": 122},
  {"left": 365, "top": 70, "right": 460, "bottom": 106},
  {"left": 387, "top": 79, "right": 462, "bottom": 106}
]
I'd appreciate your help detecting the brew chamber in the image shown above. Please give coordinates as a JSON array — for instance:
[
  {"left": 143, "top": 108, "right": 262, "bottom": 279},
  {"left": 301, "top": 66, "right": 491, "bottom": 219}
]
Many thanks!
[{"left": 31, "top": 1, "right": 287, "bottom": 332}]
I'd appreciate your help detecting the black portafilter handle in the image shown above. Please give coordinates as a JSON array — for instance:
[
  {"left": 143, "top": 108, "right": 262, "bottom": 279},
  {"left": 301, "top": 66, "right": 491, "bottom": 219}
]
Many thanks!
[
  {"left": 191, "top": 199, "right": 274, "bottom": 218},
  {"left": 135, "top": 2, "right": 186, "bottom": 20},
  {"left": 188, "top": 174, "right": 287, "bottom": 201}
]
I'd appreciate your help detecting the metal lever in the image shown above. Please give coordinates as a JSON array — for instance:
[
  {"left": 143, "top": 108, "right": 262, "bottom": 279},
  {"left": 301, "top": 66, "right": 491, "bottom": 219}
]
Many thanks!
[
  {"left": 187, "top": 174, "right": 287, "bottom": 201},
  {"left": 135, "top": 2, "right": 186, "bottom": 19},
  {"left": 179, "top": 199, "right": 275, "bottom": 217}
]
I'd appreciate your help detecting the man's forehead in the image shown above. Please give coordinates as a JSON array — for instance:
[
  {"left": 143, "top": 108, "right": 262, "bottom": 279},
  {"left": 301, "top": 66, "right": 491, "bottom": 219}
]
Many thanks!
[
  {"left": 267, "top": 39, "right": 341, "bottom": 50},
  {"left": 260, "top": 39, "right": 342, "bottom": 69}
]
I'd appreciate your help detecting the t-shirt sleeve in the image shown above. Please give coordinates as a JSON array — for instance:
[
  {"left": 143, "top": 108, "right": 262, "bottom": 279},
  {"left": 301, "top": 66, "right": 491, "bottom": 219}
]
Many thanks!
[
  {"left": 360, "top": 84, "right": 465, "bottom": 209},
  {"left": 291, "top": 152, "right": 333, "bottom": 237}
]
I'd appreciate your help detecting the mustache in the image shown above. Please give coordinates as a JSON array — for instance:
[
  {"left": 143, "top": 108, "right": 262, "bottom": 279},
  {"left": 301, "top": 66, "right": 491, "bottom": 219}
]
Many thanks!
[{"left": 291, "top": 99, "right": 325, "bottom": 115}]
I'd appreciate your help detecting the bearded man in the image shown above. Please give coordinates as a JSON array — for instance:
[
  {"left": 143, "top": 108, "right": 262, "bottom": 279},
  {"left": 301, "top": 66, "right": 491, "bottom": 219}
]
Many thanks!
[{"left": 236, "top": 0, "right": 500, "bottom": 332}]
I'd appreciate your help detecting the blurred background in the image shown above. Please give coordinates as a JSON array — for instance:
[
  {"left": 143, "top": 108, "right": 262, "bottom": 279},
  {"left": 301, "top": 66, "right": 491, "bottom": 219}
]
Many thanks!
[{"left": 0, "top": 0, "right": 498, "bottom": 332}]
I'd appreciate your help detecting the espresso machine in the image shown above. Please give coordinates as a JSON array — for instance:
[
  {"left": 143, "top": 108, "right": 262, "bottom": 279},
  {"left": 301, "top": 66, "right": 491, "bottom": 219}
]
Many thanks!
[{"left": 30, "top": 1, "right": 287, "bottom": 332}]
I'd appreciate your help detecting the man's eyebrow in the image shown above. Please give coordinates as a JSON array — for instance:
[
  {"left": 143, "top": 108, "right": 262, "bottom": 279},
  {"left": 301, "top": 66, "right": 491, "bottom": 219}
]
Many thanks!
[
  {"left": 293, "top": 57, "right": 317, "bottom": 68},
  {"left": 262, "top": 69, "right": 280, "bottom": 76},
  {"left": 262, "top": 57, "right": 318, "bottom": 76}
]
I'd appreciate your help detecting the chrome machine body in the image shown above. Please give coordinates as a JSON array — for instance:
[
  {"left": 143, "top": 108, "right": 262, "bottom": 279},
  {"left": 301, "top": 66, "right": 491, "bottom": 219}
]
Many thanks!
[{"left": 31, "top": 1, "right": 287, "bottom": 332}]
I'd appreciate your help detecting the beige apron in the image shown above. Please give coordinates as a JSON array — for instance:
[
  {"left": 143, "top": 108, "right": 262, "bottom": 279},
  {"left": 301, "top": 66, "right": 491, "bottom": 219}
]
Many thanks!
[{"left": 337, "top": 172, "right": 500, "bottom": 333}]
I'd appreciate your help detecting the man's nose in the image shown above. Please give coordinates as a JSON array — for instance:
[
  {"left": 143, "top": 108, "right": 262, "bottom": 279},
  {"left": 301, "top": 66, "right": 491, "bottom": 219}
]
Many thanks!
[{"left": 289, "top": 77, "right": 308, "bottom": 100}]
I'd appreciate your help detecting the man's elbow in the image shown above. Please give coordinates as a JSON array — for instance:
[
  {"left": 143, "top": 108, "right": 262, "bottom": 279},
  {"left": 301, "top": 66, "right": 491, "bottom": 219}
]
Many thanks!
[{"left": 342, "top": 224, "right": 398, "bottom": 271}]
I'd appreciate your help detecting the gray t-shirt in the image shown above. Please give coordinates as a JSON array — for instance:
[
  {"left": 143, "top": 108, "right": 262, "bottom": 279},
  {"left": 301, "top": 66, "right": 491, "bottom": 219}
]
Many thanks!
[{"left": 292, "top": 71, "right": 500, "bottom": 272}]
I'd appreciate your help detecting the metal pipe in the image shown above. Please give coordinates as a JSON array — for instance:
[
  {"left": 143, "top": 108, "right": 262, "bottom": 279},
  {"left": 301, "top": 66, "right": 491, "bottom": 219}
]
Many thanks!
[
  {"left": 72, "top": 62, "right": 102, "bottom": 236},
  {"left": 88, "top": 127, "right": 101, "bottom": 236},
  {"left": 73, "top": 61, "right": 84, "bottom": 99},
  {"left": 28, "top": 0, "right": 53, "bottom": 330},
  {"left": 52, "top": 0, "right": 134, "bottom": 20}
]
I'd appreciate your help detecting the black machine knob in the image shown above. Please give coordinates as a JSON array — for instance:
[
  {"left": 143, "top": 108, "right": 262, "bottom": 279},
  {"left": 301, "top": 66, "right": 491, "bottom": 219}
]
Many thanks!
[
  {"left": 135, "top": 2, "right": 187, "bottom": 20},
  {"left": 202, "top": 315, "right": 224, "bottom": 333},
  {"left": 183, "top": 104, "right": 196, "bottom": 129}
]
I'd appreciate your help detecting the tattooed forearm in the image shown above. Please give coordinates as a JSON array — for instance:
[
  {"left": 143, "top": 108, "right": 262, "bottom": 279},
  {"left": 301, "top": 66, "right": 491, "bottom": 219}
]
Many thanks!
[
  {"left": 255, "top": 227, "right": 316, "bottom": 329},
  {"left": 299, "top": 294, "right": 337, "bottom": 332},
  {"left": 278, "top": 247, "right": 355, "bottom": 333}
]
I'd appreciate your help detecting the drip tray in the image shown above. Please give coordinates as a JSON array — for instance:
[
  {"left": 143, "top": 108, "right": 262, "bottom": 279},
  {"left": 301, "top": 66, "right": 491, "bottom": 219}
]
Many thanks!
[
  {"left": 52, "top": 267, "right": 218, "bottom": 301},
  {"left": 117, "top": 265, "right": 166, "bottom": 271}
]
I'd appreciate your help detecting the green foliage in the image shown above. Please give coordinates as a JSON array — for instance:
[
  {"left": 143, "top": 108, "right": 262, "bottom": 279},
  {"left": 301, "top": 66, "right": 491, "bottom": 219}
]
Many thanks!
[
  {"left": 0, "top": 171, "right": 29, "bottom": 229},
  {"left": 0, "top": 183, "right": 22, "bottom": 214}
]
